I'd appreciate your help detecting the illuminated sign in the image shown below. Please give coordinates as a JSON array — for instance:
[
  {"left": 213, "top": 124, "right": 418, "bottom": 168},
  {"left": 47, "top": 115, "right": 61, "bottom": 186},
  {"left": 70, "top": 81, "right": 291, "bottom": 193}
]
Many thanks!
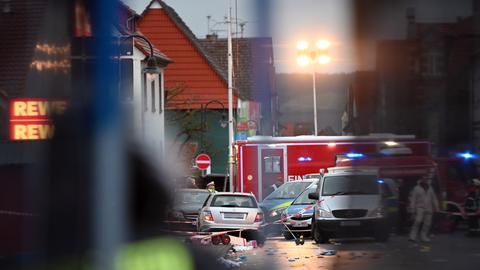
[{"left": 9, "top": 99, "right": 67, "bottom": 140}]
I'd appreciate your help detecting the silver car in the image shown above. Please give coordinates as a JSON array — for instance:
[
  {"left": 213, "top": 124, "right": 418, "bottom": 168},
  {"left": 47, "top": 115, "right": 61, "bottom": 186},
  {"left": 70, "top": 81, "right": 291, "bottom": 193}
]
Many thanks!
[{"left": 197, "top": 192, "right": 264, "bottom": 232}]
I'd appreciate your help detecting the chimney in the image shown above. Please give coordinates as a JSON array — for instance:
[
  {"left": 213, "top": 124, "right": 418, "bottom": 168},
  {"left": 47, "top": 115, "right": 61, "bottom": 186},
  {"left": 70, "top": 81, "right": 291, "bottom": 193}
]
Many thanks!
[
  {"left": 406, "top": 7, "right": 416, "bottom": 39},
  {"left": 206, "top": 33, "right": 218, "bottom": 42}
]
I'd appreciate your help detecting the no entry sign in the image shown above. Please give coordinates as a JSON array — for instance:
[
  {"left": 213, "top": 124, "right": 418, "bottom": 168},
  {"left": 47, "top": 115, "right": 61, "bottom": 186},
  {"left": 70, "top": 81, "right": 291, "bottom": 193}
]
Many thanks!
[{"left": 195, "top": 154, "right": 211, "bottom": 170}]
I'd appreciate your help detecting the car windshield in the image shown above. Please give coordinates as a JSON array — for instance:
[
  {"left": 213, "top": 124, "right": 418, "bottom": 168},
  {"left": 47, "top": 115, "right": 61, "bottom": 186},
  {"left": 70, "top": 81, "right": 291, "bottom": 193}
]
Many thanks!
[
  {"left": 265, "top": 181, "right": 312, "bottom": 200},
  {"left": 174, "top": 190, "right": 210, "bottom": 205},
  {"left": 210, "top": 195, "right": 258, "bottom": 208},
  {"left": 292, "top": 185, "right": 317, "bottom": 205},
  {"left": 322, "top": 175, "right": 379, "bottom": 196}
]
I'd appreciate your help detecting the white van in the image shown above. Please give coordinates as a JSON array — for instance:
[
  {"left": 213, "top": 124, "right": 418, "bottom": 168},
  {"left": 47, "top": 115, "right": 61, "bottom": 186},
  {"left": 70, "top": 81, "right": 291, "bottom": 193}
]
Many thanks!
[{"left": 308, "top": 167, "right": 395, "bottom": 243}]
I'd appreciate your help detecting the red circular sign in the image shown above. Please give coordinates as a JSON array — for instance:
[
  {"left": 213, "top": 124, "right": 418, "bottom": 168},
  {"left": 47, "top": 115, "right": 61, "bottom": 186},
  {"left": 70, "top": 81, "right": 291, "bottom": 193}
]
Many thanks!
[{"left": 195, "top": 154, "right": 211, "bottom": 170}]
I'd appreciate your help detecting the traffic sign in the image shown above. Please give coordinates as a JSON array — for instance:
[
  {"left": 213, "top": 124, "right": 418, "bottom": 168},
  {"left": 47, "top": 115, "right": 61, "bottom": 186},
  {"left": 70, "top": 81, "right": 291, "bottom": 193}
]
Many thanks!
[{"left": 195, "top": 153, "right": 211, "bottom": 170}]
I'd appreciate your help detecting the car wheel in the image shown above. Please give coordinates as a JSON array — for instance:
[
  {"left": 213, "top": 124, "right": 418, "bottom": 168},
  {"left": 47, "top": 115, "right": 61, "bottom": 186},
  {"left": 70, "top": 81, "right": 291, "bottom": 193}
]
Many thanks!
[
  {"left": 312, "top": 220, "right": 329, "bottom": 244},
  {"left": 374, "top": 225, "right": 390, "bottom": 242}
]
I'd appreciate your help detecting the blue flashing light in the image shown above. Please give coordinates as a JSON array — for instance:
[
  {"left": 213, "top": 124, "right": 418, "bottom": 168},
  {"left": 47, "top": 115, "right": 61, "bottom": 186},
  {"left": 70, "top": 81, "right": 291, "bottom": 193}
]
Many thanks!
[
  {"left": 457, "top": 152, "right": 477, "bottom": 160},
  {"left": 298, "top": 156, "right": 313, "bottom": 162},
  {"left": 377, "top": 179, "right": 385, "bottom": 184},
  {"left": 346, "top": 152, "right": 364, "bottom": 159}
]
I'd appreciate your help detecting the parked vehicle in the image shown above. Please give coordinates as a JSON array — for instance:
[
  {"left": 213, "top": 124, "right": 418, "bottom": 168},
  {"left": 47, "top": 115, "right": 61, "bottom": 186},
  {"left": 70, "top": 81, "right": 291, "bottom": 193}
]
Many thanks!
[
  {"left": 309, "top": 167, "right": 392, "bottom": 243},
  {"left": 197, "top": 192, "right": 264, "bottom": 233},
  {"left": 281, "top": 184, "right": 317, "bottom": 240},
  {"left": 169, "top": 189, "right": 210, "bottom": 230},
  {"left": 260, "top": 179, "right": 318, "bottom": 222}
]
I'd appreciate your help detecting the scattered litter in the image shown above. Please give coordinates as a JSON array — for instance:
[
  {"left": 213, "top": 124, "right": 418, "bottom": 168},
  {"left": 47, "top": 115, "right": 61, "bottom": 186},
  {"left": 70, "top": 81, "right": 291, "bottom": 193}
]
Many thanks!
[
  {"left": 304, "top": 256, "right": 310, "bottom": 258},
  {"left": 288, "top": 258, "right": 296, "bottom": 262},
  {"left": 420, "top": 246, "right": 431, "bottom": 253},
  {"left": 317, "top": 250, "right": 337, "bottom": 256},
  {"left": 232, "top": 245, "right": 253, "bottom": 252},
  {"left": 238, "top": 255, "right": 248, "bottom": 262},
  {"left": 217, "top": 257, "right": 242, "bottom": 268}
]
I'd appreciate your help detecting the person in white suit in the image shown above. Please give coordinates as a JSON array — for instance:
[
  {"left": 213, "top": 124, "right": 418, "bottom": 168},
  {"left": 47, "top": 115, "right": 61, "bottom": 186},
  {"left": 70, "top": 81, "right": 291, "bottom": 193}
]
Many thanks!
[{"left": 409, "top": 175, "right": 439, "bottom": 242}]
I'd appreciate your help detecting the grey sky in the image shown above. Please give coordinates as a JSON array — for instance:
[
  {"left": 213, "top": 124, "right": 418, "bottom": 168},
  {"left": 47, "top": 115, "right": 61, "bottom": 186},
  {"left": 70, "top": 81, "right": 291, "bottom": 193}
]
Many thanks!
[{"left": 124, "top": 0, "right": 473, "bottom": 73}]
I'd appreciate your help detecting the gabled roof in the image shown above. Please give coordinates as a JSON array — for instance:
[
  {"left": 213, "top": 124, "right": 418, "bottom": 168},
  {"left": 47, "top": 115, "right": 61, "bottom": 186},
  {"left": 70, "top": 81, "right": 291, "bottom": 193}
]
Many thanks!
[
  {"left": 140, "top": 0, "right": 227, "bottom": 84},
  {"left": 117, "top": 2, "right": 171, "bottom": 65},
  {"left": 199, "top": 37, "right": 251, "bottom": 100},
  {"left": 199, "top": 37, "right": 276, "bottom": 101}
]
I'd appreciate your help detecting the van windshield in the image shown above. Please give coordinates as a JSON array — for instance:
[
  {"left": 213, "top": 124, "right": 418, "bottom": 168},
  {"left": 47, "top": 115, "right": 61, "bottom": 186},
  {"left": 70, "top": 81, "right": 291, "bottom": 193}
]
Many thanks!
[
  {"left": 265, "top": 181, "right": 313, "bottom": 200},
  {"left": 322, "top": 175, "right": 379, "bottom": 196}
]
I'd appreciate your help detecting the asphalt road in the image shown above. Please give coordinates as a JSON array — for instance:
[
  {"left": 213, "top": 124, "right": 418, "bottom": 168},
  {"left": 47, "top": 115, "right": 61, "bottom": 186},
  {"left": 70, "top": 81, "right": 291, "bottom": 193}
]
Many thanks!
[{"left": 235, "top": 232, "right": 480, "bottom": 270}]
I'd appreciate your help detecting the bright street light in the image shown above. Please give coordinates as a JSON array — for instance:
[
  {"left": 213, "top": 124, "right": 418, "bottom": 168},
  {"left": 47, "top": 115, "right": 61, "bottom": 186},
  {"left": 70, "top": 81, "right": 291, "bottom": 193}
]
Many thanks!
[
  {"left": 316, "top": 39, "right": 331, "bottom": 50},
  {"left": 295, "top": 39, "right": 331, "bottom": 135},
  {"left": 296, "top": 40, "right": 309, "bottom": 50},
  {"left": 317, "top": 55, "right": 331, "bottom": 65},
  {"left": 296, "top": 55, "right": 311, "bottom": 66}
]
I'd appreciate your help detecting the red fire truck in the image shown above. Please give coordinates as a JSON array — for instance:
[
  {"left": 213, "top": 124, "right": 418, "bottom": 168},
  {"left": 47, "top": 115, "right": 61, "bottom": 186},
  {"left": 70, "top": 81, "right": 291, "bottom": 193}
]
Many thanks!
[{"left": 234, "top": 135, "right": 433, "bottom": 201}]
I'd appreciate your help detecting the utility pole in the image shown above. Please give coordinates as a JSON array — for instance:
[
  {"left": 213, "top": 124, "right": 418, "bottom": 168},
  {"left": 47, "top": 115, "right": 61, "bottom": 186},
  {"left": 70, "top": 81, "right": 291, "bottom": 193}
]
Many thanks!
[{"left": 227, "top": 0, "right": 235, "bottom": 192}]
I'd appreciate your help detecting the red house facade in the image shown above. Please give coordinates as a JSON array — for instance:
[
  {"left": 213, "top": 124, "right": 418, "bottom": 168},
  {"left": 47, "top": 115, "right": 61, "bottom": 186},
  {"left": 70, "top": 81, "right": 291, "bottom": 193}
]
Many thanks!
[{"left": 137, "top": 0, "right": 237, "bottom": 110}]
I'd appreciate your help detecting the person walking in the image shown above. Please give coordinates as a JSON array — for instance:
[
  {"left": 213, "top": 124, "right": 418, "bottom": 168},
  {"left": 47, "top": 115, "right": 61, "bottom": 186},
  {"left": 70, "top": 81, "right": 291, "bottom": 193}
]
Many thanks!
[
  {"left": 186, "top": 176, "right": 198, "bottom": 188},
  {"left": 465, "top": 178, "right": 480, "bottom": 236},
  {"left": 409, "top": 175, "right": 439, "bottom": 242}
]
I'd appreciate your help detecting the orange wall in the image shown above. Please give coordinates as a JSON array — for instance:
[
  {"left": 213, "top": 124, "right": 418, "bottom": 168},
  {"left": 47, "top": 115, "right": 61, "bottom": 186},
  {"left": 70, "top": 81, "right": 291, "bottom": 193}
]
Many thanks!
[{"left": 138, "top": 8, "right": 236, "bottom": 109}]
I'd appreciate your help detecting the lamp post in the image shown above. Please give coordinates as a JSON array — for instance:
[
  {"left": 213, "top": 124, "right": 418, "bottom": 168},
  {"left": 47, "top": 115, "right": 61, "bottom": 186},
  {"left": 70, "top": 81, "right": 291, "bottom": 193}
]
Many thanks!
[
  {"left": 200, "top": 100, "right": 227, "bottom": 153},
  {"left": 227, "top": 1, "right": 235, "bottom": 192},
  {"left": 296, "top": 39, "right": 331, "bottom": 135},
  {"left": 122, "top": 34, "right": 161, "bottom": 77},
  {"left": 121, "top": 34, "right": 163, "bottom": 157}
]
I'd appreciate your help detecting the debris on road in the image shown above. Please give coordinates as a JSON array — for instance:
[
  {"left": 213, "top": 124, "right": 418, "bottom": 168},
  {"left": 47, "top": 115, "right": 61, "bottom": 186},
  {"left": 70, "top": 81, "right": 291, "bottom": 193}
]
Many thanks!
[
  {"left": 317, "top": 250, "right": 337, "bottom": 256},
  {"left": 420, "top": 245, "right": 431, "bottom": 252},
  {"left": 232, "top": 245, "right": 254, "bottom": 252},
  {"left": 217, "top": 257, "right": 242, "bottom": 268}
]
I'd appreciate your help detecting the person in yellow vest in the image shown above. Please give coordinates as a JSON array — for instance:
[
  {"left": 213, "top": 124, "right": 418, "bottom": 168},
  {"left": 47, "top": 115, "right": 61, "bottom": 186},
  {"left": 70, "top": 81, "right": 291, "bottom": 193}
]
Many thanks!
[{"left": 206, "top": 181, "right": 216, "bottom": 193}]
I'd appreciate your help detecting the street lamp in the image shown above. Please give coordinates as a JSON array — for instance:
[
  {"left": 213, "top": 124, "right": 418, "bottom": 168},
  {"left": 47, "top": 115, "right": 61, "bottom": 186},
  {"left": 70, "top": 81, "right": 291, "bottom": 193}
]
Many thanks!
[
  {"left": 296, "top": 39, "right": 331, "bottom": 135},
  {"left": 200, "top": 100, "right": 227, "bottom": 152},
  {"left": 122, "top": 34, "right": 161, "bottom": 79}
]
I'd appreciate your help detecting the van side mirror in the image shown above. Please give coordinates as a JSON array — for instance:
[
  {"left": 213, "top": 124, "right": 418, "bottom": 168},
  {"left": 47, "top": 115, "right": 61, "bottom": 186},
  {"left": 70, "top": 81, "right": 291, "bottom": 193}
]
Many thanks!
[{"left": 308, "top": 192, "right": 319, "bottom": 200}]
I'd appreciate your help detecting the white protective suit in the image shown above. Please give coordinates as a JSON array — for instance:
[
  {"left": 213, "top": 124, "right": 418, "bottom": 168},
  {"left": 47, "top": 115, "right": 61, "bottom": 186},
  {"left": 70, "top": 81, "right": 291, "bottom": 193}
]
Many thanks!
[{"left": 409, "top": 181, "right": 439, "bottom": 241}]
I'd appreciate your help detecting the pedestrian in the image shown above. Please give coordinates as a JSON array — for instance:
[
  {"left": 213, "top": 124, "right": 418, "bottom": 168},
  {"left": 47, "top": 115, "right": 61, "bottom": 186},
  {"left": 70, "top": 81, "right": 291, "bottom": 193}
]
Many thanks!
[
  {"left": 206, "top": 181, "right": 216, "bottom": 193},
  {"left": 464, "top": 178, "right": 480, "bottom": 236},
  {"left": 186, "top": 176, "right": 198, "bottom": 188},
  {"left": 408, "top": 175, "right": 439, "bottom": 242}
]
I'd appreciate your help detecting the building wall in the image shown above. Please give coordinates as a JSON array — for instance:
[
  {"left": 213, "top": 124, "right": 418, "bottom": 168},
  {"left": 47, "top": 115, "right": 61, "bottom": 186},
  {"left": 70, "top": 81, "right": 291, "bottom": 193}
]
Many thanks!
[
  {"left": 123, "top": 46, "right": 166, "bottom": 161},
  {"left": 165, "top": 110, "right": 228, "bottom": 175},
  {"left": 138, "top": 6, "right": 234, "bottom": 109}
]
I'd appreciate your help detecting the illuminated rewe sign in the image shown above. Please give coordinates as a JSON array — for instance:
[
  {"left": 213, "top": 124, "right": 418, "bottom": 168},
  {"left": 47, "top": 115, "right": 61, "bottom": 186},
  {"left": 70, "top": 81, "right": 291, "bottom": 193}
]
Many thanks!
[{"left": 9, "top": 98, "right": 67, "bottom": 140}]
